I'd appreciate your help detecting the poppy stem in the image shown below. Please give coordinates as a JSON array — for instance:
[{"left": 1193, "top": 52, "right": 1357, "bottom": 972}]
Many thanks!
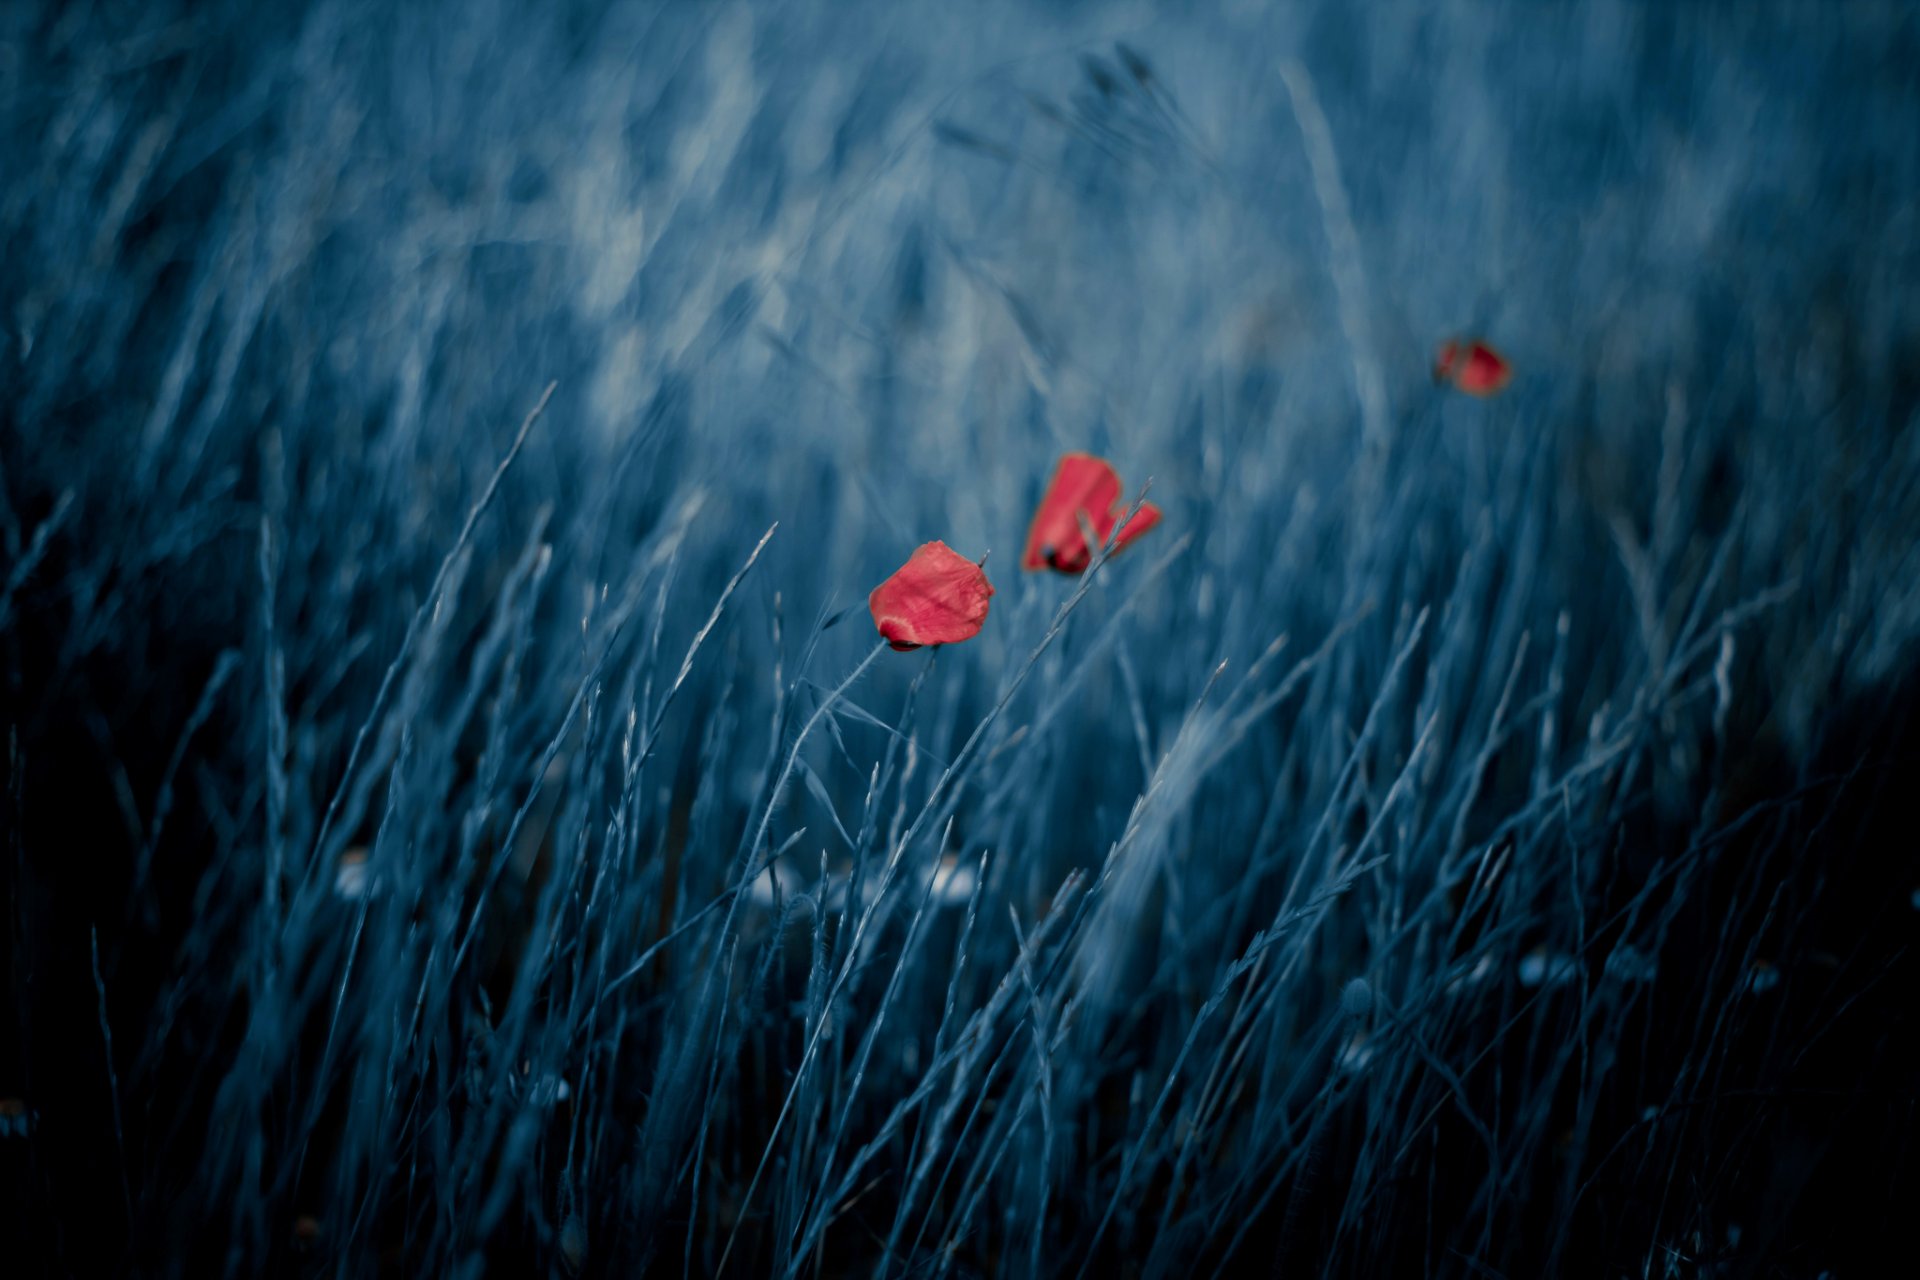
[
  {"left": 308, "top": 380, "right": 557, "bottom": 880},
  {"left": 91, "top": 926, "right": 133, "bottom": 1232},
  {"left": 714, "top": 640, "right": 888, "bottom": 1279},
  {"left": 602, "top": 639, "right": 891, "bottom": 1004}
]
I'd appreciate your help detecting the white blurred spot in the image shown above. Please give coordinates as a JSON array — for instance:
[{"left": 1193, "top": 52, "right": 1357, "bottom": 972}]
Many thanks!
[
  {"left": 559, "top": 1214, "right": 587, "bottom": 1275},
  {"left": 1444, "top": 954, "right": 1497, "bottom": 995},
  {"left": 1605, "top": 944, "right": 1658, "bottom": 984},
  {"left": 334, "top": 846, "right": 372, "bottom": 899},
  {"left": 513, "top": 1058, "right": 572, "bottom": 1108},
  {"left": 1337, "top": 1031, "right": 1374, "bottom": 1075},
  {"left": 746, "top": 858, "right": 811, "bottom": 913},
  {"left": 925, "top": 855, "right": 977, "bottom": 906},
  {"left": 1519, "top": 948, "right": 1577, "bottom": 989},
  {"left": 527, "top": 1075, "right": 571, "bottom": 1107},
  {"left": 745, "top": 863, "right": 780, "bottom": 909}
]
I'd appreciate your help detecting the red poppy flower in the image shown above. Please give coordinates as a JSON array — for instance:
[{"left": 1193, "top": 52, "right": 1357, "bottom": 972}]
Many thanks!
[
  {"left": 869, "top": 541, "right": 994, "bottom": 651},
  {"left": 1433, "top": 338, "right": 1512, "bottom": 396},
  {"left": 1021, "top": 452, "right": 1161, "bottom": 574}
]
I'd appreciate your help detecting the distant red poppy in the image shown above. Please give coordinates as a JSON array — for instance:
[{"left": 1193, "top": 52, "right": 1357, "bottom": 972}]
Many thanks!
[
  {"left": 1022, "top": 452, "right": 1161, "bottom": 574},
  {"left": 869, "top": 541, "right": 994, "bottom": 651},
  {"left": 1433, "top": 338, "right": 1512, "bottom": 396},
  {"left": 0, "top": 1097, "right": 28, "bottom": 1139}
]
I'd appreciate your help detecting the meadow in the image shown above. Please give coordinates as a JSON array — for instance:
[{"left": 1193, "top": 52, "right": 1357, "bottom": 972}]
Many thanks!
[{"left": 3, "top": 1, "right": 1918, "bottom": 1275}]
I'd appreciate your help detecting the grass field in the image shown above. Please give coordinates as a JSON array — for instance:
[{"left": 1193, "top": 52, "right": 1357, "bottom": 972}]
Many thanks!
[{"left": 3, "top": 1, "right": 1918, "bottom": 1275}]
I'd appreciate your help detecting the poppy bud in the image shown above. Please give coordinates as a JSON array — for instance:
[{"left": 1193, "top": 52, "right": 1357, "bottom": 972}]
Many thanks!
[{"left": 1022, "top": 452, "right": 1161, "bottom": 574}]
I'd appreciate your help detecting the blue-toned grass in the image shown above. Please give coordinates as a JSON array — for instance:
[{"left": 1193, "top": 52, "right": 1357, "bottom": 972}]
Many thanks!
[{"left": 3, "top": 2, "right": 1917, "bottom": 1276}]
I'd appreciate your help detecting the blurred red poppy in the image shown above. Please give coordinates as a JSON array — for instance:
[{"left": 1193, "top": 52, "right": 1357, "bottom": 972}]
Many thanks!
[
  {"left": 1433, "top": 338, "right": 1512, "bottom": 396},
  {"left": 1022, "top": 452, "right": 1161, "bottom": 573},
  {"left": 869, "top": 541, "right": 994, "bottom": 651}
]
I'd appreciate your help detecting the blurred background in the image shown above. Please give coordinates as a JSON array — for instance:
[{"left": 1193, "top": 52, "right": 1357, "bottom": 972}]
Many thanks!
[{"left": 3, "top": 1, "right": 1917, "bottom": 1275}]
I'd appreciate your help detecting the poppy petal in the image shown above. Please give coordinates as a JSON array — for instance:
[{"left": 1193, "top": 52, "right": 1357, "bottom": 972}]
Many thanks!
[
  {"left": 868, "top": 541, "right": 994, "bottom": 651},
  {"left": 1023, "top": 453, "right": 1123, "bottom": 572},
  {"left": 1436, "top": 337, "right": 1512, "bottom": 396},
  {"left": 1023, "top": 452, "right": 1162, "bottom": 574},
  {"left": 1112, "top": 500, "right": 1161, "bottom": 552},
  {"left": 1457, "top": 340, "right": 1512, "bottom": 394}
]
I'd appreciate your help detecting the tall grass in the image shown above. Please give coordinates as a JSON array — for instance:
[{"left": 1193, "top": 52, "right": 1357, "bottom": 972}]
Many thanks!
[{"left": 3, "top": 1, "right": 1917, "bottom": 1275}]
